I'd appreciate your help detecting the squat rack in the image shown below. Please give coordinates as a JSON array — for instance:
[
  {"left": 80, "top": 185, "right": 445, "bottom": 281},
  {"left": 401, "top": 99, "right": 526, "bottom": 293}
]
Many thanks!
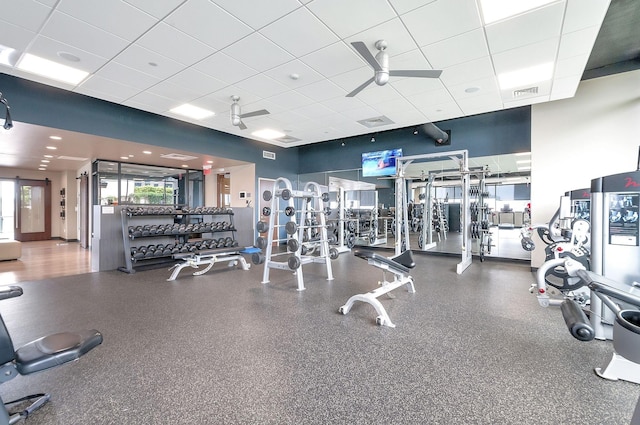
[{"left": 395, "top": 149, "right": 472, "bottom": 274}]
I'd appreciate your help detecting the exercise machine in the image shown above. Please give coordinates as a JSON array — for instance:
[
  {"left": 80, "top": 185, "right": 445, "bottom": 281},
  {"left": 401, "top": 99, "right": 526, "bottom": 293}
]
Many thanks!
[
  {"left": 0, "top": 285, "right": 102, "bottom": 424},
  {"left": 338, "top": 248, "right": 415, "bottom": 327}
]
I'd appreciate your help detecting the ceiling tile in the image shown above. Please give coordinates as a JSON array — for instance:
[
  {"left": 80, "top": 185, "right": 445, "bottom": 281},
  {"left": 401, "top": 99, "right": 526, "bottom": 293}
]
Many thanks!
[
  {"left": 389, "top": 49, "right": 433, "bottom": 69},
  {"left": 388, "top": 0, "right": 438, "bottom": 15},
  {"left": 421, "top": 28, "right": 489, "bottom": 69},
  {"left": 457, "top": 92, "right": 503, "bottom": 115},
  {"left": 114, "top": 44, "right": 186, "bottom": 79},
  {"left": 439, "top": 56, "right": 494, "bottom": 86},
  {"left": 0, "top": 0, "right": 52, "bottom": 32},
  {"left": 0, "top": 21, "right": 36, "bottom": 53},
  {"left": 503, "top": 94, "right": 550, "bottom": 109},
  {"left": 124, "top": 90, "right": 177, "bottom": 112},
  {"left": 94, "top": 61, "right": 162, "bottom": 91},
  {"left": 372, "top": 97, "right": 418, "bottom": 116},
  {"left": 405, "top": 87, "right": 455, "bottom": 109},
  {"left": 294, "top": 103, "right": 337, "bottom": 120},
  {"left": 206, "top": 85, "right": 263, "bottom": 106},
  {"left": 136, "top": 23, "right": 215, "bottom": 67},
  {"left": 550, "top": 75, "right": 580, "bottom": 100},
  {"left": 558, "top": 26, "right": 600, "bottom": 60},
  {"left": 192, "top": 52, "right": 258, "bottom": 85},
  {"left": 264, "top": 60, "right": 326, "bottom": 89},
  {"left": 300, "top": 42, "right": 366, "bottom": 78},
  {"left": 266, "top": 90, "right": 315, "bottom": 110},
  {"left": 321, "top": 96, "right": 368, "bottom": 113},
  {"left": 234, "top": 74, "right": 291, "bottom": 99},
  {"left": 146, "top": 80, "right": 203, "bottom": 104},
  {"left": 76, "top": 74, "right": 142, "bottom": 101},
  {"left": 563, "top": 0, "right": 610, "bottom": 34},
  {"left": 27, "top": 35, "right": 109, "bottom": 73},
  {"left": 123, "top": 0, "right": 185, "bottom": 19},
  {"left": 295, "top": 79, "right": 347, "bottom": 101},
  {"left": 165, "top": 0, "right": 253, "bottom": 50},
  {"left": 57, "top": 0, "right": 157, "bottom": 41},
  {"left": 243, "top": 99, "right": 289, "bottom": 115},
  {"left": 401, "top": 0, "right": 481, "bottom": 46},
  {"left": 261, "top": 8, "right": 338, "bottom": 57},
  {"left": 214, "top": 0, "right": 302, "bottom": 30},
  {"left": 491, "top": 37, "right": 559, "bottom": 75},
  {"left": 166, "top": 68, "right": 228, "bottom": 96},
  {"left": 307, "top": 0, "right": 398, "bottom": 39},
  {"left": 422, "top": 101, "right": 464, "bottom": 122},
  {"left": 356, "top": 83, "right": 402, "bottom": 104},
  {"left": 342, "top": 104, "right": 381, "bottom": 121},
  {"left": 391, "top": 77, "right": 444, "bottom": 97},
  {"left": 330, "top": 66, "right": 374, "bottom": 92},
  {"left": 554, "top": 54, "right": 589, "bottom": 79},
  {"left": 448, "top": 76, "right": 499, "bottom": 100},
  {"left": 485, "top": 2, "right": 564, "bottom": 54},
  {"left": 41, "top": 11, "right": 130, "bottom": 59},
  {"left": 222, "top": 32, "right": 294, "bottom": 72}
]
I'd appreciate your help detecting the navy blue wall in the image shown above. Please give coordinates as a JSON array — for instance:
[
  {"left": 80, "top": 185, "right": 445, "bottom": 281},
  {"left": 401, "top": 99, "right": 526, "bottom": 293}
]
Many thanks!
[
  {"left": 0, "top": 73, "right": 298, "bottom": 180},
  {"left": 297, "top": 106, "right": 531, "bottom": 176}
]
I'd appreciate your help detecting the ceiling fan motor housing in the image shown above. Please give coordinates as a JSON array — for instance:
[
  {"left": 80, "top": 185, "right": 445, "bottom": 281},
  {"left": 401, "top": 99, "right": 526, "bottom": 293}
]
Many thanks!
[
  {"left": 230, "top": 102, "right": 241, "bottom": 126},
  {"left": 374, "top": 49, "right": 389, "bottom": 86}
]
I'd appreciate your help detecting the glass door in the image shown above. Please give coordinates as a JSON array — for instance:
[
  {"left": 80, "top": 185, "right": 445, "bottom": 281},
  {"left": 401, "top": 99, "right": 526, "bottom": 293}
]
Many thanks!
[
  {"left": 15, "top": 179, "right": 51, "bottom": 242},
  {"left": 0, "top": 180, "right": 15, "bottom": 240}
]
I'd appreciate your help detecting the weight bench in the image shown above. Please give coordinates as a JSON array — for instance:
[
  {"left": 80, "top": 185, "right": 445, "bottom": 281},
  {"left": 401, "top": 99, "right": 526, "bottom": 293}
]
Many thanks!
[
  {"left": 0, "top": 285, "right": 102, "bottom": 425},
  {"left": 339, "top": 248, "right": 416, "bottom": 327},
  {"left": 167, "top": 248, "right": 250, "bottom": 281}
]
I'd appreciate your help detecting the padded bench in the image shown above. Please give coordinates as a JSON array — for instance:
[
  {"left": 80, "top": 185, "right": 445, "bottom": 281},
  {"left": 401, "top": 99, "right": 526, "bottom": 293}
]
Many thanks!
[
  {"left": 167, "top": 247, "right": 250, "bottom": 281},
  {"left": 0, "top": 240, "right": 21, "bottom": 261}
]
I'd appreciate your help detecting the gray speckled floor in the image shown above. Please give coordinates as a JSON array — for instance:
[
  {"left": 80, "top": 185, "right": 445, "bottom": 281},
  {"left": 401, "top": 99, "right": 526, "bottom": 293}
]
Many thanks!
[{"left": 0, "top": 253, "right": 638, "bottom": 424}]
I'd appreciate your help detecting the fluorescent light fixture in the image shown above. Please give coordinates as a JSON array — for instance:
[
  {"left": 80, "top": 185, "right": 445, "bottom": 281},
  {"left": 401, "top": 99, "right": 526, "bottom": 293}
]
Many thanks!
[
  {"left": 498, "top": 62, "right": 554, "bottom": 90},
  {"left": 479, "top": 0, "right": 557, "bottom": 25},
  {"left": 0, "top": 44, "right": 16, "bottom": 67},
  {"left": 38, "top": 168, "right": 46, "bottom": 171},
  {"left": 49, "top": 136, "right": 62, "bottom": 140},
  {"left": 46, "top": 146, "right": 57, "bottom": 150},
  {"left": 516, "top": 159, "right": 532, "bottom": 164},
  {"left": 41, "top": 160, "right": 50, "bottom": 163},
  {"left": 120, "top": 156, "right": 128, "bottom": 160},
  {"left": 143, "top": 151, "right": 152, "bottom": 154},
  {"left": 17, "top": 53, "right": 89, "bottom": 85},
  {"left": 43, "top": 155, "right": 54, "bottom": 158},
  {"left": 181, "top": 164, "right": 189, "bottom": 168},
  {"left": 251, "top": 129, "right": 285, "bottom": 140},
  {"left": 514, "top": 152, "right": 531, "bottom": 156},
  {"left": 170, "top": 104, "right": 215, "bottom": 120}
]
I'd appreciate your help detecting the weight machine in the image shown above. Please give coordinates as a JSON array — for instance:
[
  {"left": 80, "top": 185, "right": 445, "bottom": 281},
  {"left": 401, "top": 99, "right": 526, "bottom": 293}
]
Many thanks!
[{"left": 395, "top": 150, "right": 472, "bottom": 274}]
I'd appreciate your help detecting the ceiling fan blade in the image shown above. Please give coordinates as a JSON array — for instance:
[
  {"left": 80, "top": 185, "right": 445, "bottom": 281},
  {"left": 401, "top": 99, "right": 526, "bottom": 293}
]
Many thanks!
[
  {"left": 350, "top": 41, "right": 382, "bottom": 72},
  {"left": 389, "top": 69, "right": 442, "bottom": 78},
  {"left": 238, "top": 121, "right": 247, "bottom": 130},
  {"left": 239, "top": 109, "right": 270, "bottom": 119},
  {"left": 346, "top": 77, "right": 375, "bottom": 98}
]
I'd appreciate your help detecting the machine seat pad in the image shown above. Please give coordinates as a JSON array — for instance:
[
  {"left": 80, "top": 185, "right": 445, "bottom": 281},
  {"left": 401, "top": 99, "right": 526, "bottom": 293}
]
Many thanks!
[
  {"left": 353, "top": 249, "right": 415, "bottom": 274},
  {"left": 15, "top": 329, "right": 103, "bottom": 375}
]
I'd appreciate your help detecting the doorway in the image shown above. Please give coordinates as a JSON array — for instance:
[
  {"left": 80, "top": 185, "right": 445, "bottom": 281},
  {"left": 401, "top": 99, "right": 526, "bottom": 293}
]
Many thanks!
[
  {"left": 0, "top": 180, "right": 15, "bottom": 240},
  {"left": 217, "top": 173, "right": 230, "bottom": 207},
  {"left": 14, "top": 179, "right": 52, "bottom": 242}
]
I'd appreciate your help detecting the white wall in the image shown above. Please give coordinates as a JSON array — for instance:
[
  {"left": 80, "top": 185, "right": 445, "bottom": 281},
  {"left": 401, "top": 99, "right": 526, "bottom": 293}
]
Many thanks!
[
  {"left": 531, "top": 69, "right": 640, "bottom": 266},
  {"left": 228, "top": 163, "right": 256, "bottom": 208}
]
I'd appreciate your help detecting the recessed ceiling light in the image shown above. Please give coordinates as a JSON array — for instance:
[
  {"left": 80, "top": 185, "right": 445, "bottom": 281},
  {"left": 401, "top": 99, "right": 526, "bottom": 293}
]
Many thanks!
[
  {"left": 251, "top": 128, "right": 285, "bottom": 140},
  {"left": 170, "top": 104, "right": 215, "bottom": 120},
  {"left": 17, "top": 53, "right": 89, "bottom": 85},
  {"left": 57, "top": 51, "right": 80, "bottom": 62},
  {"left": 120, "top": 156, "right": 128, "bottom": 160},
  {"left": 49, "top": 136, "right": 62, "bottom": 140},
  {"left": 479, "top": 0, "right": 557, "bottom": 25},
  {"left": 38, "top": 168, "right": 46, "bottom": 171},
  {"left": 41, "top": 160, "right": 50, "bottom": 163},
  {"left": 128, "top": 154, "right": 134, "bottom": 157},
  {"left": 181, "top": 164, "right": 189, "bottom": 168},
  {"left": 143, "top": 151, "right": 152, "bottom": 154},
  {"left": 498, "top": 62, "right": 553, "bottom": 90},
  {"left": 43, "top": 154, "right": 54, "bottom": 158},
  {"left": 46, "top": 146, "right": 57, "bottom": 150},
  {"left": 207, "top": 160, "right": 213, "bottom": 164}
]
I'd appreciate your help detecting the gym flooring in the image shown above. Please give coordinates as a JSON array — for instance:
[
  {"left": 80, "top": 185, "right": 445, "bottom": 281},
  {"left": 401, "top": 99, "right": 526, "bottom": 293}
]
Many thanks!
[{"left": 0, "top": 249, "right": 637, "bottom": 424}]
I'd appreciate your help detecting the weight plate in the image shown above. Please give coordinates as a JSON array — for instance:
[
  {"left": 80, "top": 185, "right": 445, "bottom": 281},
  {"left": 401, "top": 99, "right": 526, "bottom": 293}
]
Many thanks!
[
  {"left": 263, "top": 190, "right": 272, "bottom": 202},
  {"left": 287, "top": 238, "right": 300, "bottom": 252},
  {"left": 287, "top": 255, "right": 301, "bottom": 270},
  {"left": 281, "top": 188, "right": 291, "bottom": 200},
  {"left": 285, "top": 221, "right": 298, "bottom": 235}
]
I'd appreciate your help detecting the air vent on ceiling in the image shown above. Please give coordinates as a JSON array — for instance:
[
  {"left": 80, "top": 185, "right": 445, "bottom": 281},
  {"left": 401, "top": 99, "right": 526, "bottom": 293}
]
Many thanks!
[
  {"left": 357, "top": 115, "right": 395, "bottom": 128},
  {"left": 512, "top": 86, "right": 539, "bottom": 97},
  {"left": 160, "top": 153, "right": 198, "bottom": 161},
  {"left": 57, "top": 155, "right": 88, "bottom": 161},
  {"left": 263, "top": 150, "right": 276, "bottom": 160},
  {"left": 276, "top": 135, "right": 301, "bottom": 144}
]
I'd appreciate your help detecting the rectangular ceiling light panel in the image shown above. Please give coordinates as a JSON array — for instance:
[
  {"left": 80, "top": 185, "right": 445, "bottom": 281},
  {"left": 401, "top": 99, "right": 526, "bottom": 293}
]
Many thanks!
[
  {"left": 169, "top": 104, "right": 215, "bottom": 120},
  {"left": 17, "top": 53, "right": 89, "bottom": 85},
  {"left": 498, "top": 62, "right": 554, "bottom": 90},
  {"left": 479, "top": 0, "right": 558, "bottom": 24}
]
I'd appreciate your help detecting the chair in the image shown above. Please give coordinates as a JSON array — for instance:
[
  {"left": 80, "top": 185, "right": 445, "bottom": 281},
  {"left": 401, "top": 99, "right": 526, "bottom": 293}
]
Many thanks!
[{"left": 0, "top": 285, "right": 102, "bottom": 425}]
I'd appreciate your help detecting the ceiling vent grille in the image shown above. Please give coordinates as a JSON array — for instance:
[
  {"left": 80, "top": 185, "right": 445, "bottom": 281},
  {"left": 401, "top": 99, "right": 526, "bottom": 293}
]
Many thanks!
[
  {"left": 276, "top": 135, "right": 301, "bottom": 144},
  {"left": 160, "top": 153, "right": 199, "bottom": 161},
  {"left": 512, "top": 87, "right": 539, "bottom": 97},
  {"left": 357, "top": 115, "right": 395, "bottom": 128},
  {"left": 263, "top": 150, "right": 276, "bottom": 160}
]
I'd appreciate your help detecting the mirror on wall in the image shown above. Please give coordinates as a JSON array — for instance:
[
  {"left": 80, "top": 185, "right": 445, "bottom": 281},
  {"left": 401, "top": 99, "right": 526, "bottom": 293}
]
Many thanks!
[{"left": 298, "top": 152, "right": 531, "bottom": 261}]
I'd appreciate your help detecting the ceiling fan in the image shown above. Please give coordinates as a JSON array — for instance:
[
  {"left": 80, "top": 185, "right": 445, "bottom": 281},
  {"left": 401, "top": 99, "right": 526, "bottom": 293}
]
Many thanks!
[
  {"left": 230, "top": 95, "right": 269, "bottom": 130},
  {"left": 346, "top": 40, "right": 442, "bottom": 97}
]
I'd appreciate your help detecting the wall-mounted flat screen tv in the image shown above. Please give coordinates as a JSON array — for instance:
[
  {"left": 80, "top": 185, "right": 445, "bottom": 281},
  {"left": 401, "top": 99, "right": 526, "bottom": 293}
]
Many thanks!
[{"left": 362, "top": 148, "right": 402, "bottom": 177}]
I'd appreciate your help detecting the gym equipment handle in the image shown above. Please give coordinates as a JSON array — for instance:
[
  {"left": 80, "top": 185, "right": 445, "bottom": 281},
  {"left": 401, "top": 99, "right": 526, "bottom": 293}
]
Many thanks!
[{"left": 560, "top": 299, "right": 595, "bottom": 341}]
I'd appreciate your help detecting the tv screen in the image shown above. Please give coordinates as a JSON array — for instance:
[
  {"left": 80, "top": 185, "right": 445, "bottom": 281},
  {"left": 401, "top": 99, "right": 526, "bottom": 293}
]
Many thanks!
[{"left": 362, "top": 148, "right": 402, "bottom": 177}]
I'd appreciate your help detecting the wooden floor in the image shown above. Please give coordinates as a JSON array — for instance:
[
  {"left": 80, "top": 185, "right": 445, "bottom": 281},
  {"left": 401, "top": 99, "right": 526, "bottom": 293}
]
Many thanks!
[{"left": 0, "top": 240, "right": 92, "bottom": 284}]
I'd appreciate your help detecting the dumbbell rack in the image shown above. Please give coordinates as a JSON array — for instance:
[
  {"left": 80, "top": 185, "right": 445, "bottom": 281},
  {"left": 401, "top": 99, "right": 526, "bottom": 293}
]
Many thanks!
[
  {"left": 469, "top": 179, "right": 492, "bottom": 261},
  {"left": 256, "top": 177, "right": 335, "bottom": 291},
  {"left": 119, "top": 206, "right": 238, "bottom": 273}
]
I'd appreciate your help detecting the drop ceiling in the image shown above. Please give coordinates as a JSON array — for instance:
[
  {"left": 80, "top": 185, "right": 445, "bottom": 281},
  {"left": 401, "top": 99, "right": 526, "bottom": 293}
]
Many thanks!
[{"left": 0, "top": 0, "right": 613, "bottom": 152}]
